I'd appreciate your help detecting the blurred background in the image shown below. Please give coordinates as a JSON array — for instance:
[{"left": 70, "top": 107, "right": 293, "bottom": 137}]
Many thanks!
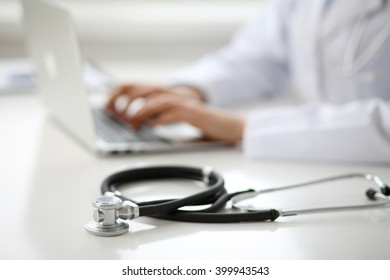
[{"left": 0, "top": 0, "right": 264, "bottom": 82}]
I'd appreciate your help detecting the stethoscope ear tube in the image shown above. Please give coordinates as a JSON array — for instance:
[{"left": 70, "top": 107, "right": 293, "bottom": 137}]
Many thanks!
[{"left": 231, "top": 173, "right": 390, "bottom": 217}]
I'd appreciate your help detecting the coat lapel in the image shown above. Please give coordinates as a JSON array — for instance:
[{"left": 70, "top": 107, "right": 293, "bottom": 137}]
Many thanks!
[{"left": 321, "top": 0, "right": 384, "bottom": 37}]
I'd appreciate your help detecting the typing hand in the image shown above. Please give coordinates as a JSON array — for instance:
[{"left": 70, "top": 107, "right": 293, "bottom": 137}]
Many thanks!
[{"left": 106, "top": 83, "right": 244, "bottom": 143}]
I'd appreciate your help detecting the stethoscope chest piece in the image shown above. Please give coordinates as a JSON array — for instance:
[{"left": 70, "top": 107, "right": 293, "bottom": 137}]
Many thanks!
[{"left": 84, "top": 196, "right": 129, "bottom": 237}]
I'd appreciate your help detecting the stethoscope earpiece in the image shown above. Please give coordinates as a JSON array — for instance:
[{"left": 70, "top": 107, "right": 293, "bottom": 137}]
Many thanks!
[
  {"left": 381, "top": 185, "right": 390, "bottom": 196},
  {"left": 366, "top": 189, "right": 378, "bottom": 200}
]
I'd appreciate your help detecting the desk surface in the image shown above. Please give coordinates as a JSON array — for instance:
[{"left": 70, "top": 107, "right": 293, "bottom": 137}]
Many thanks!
[{"left": 1, "top": 92, "right": 390, "bottom": 260}]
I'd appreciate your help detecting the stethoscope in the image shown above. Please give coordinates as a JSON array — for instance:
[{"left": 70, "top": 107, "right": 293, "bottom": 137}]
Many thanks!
[{"left": 85, "top": 165, "right": 390, "bottom": 237}]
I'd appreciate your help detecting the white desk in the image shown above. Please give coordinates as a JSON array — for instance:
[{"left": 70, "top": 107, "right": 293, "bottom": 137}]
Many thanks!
[{"left": 1, "top": 90, "right": 390, "bottom": 260}]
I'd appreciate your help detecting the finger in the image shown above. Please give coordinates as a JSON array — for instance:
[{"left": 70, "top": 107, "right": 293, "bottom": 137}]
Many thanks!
[
  {"left": 106, "top": 83, "right": 162, "bottom": 113},
  {"left": 106, "top": 84, "right": 133, "bottom": 112},
  {"left": 132, "top": 85, "right": 167, "bottom": 98},
  {"left": 119, "top": 86, "right": 168, "bottom": 116},
  {"left": 130, "top": 101, "right": 176, "bottom": 128}
]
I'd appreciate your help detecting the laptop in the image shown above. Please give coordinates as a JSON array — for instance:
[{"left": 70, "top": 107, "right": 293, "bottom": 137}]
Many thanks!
[{"left": 21, "top": 0, "right": 225, "bottom": 154}]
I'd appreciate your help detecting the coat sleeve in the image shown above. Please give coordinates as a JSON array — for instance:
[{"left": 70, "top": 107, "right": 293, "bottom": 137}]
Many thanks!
[
  {"left": 243, "top": 98, "right": 390, "bottom": 163},
  {"left": 168, "top": 0, "right": 291, "bottom": 107}
]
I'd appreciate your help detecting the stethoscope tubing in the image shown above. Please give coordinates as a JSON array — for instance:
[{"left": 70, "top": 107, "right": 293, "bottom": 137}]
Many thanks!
[
  {"left": 100, "top": 166, "right": 390, "bottom": 223},
  {"left": 100, "top": 165, "right": 279, "bottom": 223}
]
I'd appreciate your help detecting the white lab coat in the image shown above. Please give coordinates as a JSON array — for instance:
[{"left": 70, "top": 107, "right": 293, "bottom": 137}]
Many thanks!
[{"left": 170, "top": 0, "right": 390, "bottom": 163}]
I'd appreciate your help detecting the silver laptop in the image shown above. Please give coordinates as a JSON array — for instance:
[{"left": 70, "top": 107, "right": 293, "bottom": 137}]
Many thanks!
[{"left": 21, "top": 0, "right": 225, "bottom": 154}]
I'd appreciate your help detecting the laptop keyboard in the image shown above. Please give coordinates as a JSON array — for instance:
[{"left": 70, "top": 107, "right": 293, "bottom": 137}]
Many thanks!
[{"left": 93, "top": 108, "right": 161, "bottom": 143}]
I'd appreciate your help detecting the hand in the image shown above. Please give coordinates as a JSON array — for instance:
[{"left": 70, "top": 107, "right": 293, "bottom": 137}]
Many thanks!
[{"left": 106, "top": 83, "right": 204, "bottom": 118}]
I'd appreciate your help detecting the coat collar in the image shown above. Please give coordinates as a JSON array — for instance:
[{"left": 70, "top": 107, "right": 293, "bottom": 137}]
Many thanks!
[{"left": 321, "top": 0, "right": 385, "bottom": 37}]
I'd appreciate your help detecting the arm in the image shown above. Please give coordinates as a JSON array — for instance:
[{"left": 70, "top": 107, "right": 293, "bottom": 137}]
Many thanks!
[{"left": 243, "top": 99, "right": 390, "bottom": 163}]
